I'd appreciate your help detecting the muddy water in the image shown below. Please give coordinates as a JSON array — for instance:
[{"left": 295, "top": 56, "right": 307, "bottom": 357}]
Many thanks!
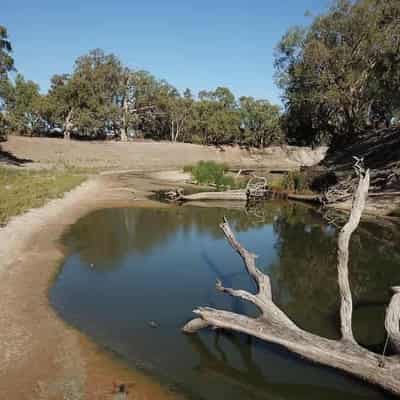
[{"left": 50, "top": 203, "right": 400, "bottom": 399}]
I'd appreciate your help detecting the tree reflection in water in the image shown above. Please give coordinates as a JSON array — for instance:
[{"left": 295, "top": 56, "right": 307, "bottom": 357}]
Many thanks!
[{"left": 54, "top": 202, "right": 400, "bottom": 399}]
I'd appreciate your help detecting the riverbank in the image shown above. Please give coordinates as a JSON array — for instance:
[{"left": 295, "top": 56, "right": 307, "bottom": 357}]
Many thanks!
[
  {"left": 308, "top": 127, "right": 400, "bottom": 217},
  {"left": 0, "top": 173, "right": 189, "bottom": 399},
  {"left": 1, "top": 135, "right": 397, "bottom": 398},
  {"left": 0, "top": 136, "right": 329, "bottom": 398},
  {"left": 1, "top": 135, "right": 326, "bottom": 171}
]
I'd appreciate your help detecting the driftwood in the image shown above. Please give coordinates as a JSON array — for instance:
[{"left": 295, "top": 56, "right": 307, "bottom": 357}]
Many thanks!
[
  {"left": 182, "top": 167, "right": 400, "bottom": 396},
  {"left": 166, "top": 188, "right": 323, "bottom": 204},
  {"left": 168, "top": 189, "right": 247, "bottom": 202}
]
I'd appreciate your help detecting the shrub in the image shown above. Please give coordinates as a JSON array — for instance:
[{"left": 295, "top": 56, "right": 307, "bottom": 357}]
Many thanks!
[
  {"left": 269, "top": 171, "right": 310, "bottom": 193},
  {"left": 183, "top": 164, "right": 194, "bottom": 173},
  {"left": 184, "top": 161, "right": 234, "bottom": 190},
  {"left": 281, "top": 171, "right": 308, "bottom": 192}
]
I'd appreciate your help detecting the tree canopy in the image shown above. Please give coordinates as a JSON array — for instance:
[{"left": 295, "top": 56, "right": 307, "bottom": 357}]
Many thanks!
[
  {"left": 0, "top": 34, "right": 282, "bottom": 146},
  {"left": 275, "top": 0, "right": 400, "bottom": 145},
  {"left": 4, "top": 0, "right": 398, "bottom": 148},
  {"left": 0, "top": 25, "right": 14, "bottom": 140}
]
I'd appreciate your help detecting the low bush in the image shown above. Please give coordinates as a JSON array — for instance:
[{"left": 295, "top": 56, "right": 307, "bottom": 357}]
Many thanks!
[
  {"left": 269, "top": 171, "right": 310, "bottom": 193},
  {"left": 184, "top": 161, "right": 235, "bottom": 190}
]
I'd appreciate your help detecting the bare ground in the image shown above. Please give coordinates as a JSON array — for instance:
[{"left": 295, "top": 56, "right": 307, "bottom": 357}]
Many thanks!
[
  {"left": 0, "top": 136, "right": 326, "bottom": 171},
  {"left": 0, "top": 136, "right": 327, "bottom": 399}
]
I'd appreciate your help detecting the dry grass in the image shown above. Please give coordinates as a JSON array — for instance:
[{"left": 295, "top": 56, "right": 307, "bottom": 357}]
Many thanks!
[{"left": 0, "top": 167, "right": 86, "bottom": 225}]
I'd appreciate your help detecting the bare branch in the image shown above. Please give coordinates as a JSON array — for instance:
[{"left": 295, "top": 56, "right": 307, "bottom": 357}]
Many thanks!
[
  {"left": 215, "top": 279, "right": 263, "bottom": 309},
  {"left": 337, "top": 169, "right": 370, "bottom": 342},
  {"left": 182, "top": 318, "right": 211, "bottom": 334},
  {"left": 220, "top": 217, "right": 272, "bottom": 301},
  {"left": 181, "top": 165, "right": 400, "bottom": 396}
]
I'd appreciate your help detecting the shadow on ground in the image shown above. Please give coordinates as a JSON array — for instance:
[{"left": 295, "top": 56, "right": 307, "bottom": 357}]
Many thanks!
[{"left": 0, "top": 144, "right": 32, "bottom": 166}]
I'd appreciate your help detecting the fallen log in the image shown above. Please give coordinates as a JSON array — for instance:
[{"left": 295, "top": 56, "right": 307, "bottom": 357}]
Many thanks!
[
  {"left": 168, "top": 188, "right": 323, "bottom": 204},
  {"left": 286, "top": 192, "right": 323, "bottom": 203},
  {"left": 182, "top": 167, "right": 400, "bottom": 396},
  {"left": 176, "top": 189, "right": 247, "bottom": 201}
]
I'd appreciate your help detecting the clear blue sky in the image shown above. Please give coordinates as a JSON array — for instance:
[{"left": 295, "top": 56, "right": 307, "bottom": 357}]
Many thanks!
[{"left": 2, "top": 0, "right": 329, "bottom": 104}]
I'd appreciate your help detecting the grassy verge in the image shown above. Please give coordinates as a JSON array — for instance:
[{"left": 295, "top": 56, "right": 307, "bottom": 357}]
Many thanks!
[{"left": 0, "top": 167, "right": 87, "bottom": 226}]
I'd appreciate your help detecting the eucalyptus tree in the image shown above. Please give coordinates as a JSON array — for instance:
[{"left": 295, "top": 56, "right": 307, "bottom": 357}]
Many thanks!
[
  {"left": 1, "top": 74, "right": 47, "bottom": 135},
  {"left": 47, "top": 49, "right": 125, "bottom": 139},
  {"left": 71, "top": 49, "right": 123, "bottom": 138},
  {"left": 46, "top": 74, "right": 79, "bottom": 138},
  {"left": 165, "top": 93, "right": 193, "bottom": 142},
  {"left": 0, "top": 25, "right": 14, "bottom": 140},
  {"left": 275, "top": 0, "right": 400, "bottom": 145},
  {"left": 0, "top": 26, "right": 13, "bottom": 79},
  {"left": 239, "top": 96, "right": 282, "bottom": 147},
  {"left": 192, "top": 87, "right": 240, "bottom": 145},
  {"left": 141, "top": 78, "right": 179, "bottom": 140},
  {"left": 119, "top": 69, "right": 180, "bottom": 141}
]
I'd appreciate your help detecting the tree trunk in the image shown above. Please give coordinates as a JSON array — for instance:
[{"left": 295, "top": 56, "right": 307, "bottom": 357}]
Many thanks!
[
  {"left": 182, "top": 167, "right": 400, "bottom": 396},
  {"left": 120, "top": 127, "right": 128, "bottom": 142},
  {"left": 171, "top": 121, "right": 174, "bottom": 142},
  {"left": 121, "top": 96, "right": 129, "bottom": 142},
  {"left": 175, "top": 122, "right": 181, "bottom": 143},
  {"left": 64, "top": 109, "right": 74, "bottom": 140}
]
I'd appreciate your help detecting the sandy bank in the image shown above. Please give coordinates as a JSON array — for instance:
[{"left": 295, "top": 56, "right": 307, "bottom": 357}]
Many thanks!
[{"left": 0, "top": 174, "right": 183, "bottom": 400}]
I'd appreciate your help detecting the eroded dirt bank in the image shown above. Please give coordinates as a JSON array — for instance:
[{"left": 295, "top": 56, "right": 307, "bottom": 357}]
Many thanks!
[
  {"left": 1, "top": 135, "right": 326, "bottom": 171},
  {"left": 308, "top": 127, "right": 400, "bottom": 217},
  {"left": 0, "top": 174, "right": 186, "bottom": 400}
]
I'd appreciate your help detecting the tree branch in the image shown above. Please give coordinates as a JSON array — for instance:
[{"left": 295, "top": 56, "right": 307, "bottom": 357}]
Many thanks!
[
  {"left": 337, "top": 169, "right": 369, "bottom": 342},
  {"left": 385, "top": 286, "right": 400, "bottom": 353},
  {"left": 181, "top": 164, "right": 400, "bottom": 395},
  {"left": 220, "top": 217, "right": 272, "bottom": 301}
]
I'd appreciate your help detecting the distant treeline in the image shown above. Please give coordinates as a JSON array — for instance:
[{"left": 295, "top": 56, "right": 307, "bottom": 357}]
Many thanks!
[
  {"left": 1, "top": 0, "right": 400, "bottom": 147},
  {"left": 0, "top": 38, "right": 282, "bottom": 146}
]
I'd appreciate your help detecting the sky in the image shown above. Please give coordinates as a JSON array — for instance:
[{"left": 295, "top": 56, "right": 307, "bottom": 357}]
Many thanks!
[{"left": 2, "top": 0, "right": 330, "bottom": 104}]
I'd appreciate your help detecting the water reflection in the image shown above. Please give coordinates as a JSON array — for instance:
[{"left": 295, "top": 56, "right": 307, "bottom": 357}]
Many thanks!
[{"left": 51, "top": 203, "right": 400, "bottom": 400}]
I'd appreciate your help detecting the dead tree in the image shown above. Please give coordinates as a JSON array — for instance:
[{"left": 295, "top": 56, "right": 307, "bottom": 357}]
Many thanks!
[{"left": 183, "top": 166, "right": 400, "bottom": 396}]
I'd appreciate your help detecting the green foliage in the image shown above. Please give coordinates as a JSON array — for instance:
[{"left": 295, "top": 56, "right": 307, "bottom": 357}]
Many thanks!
[
  {"left": 9, "top": 46, "right": 282, "bottom": 145},
  {"left": 187, "top": 87, "right": 241, "bottom": 145},
  {"left": 282, "top": 171, "right": 308, "bottom": 192},
  {"left": 239, "top": 96, "right": 283, "bottom": 147},
  {"left": 185, "top": 161, "right": 235, "bottom": 190},
  {"left": 0, "top": 26, "right": 13, "bottom": 79},
  {"left": 0, "top": 31, "right": 283, "bottom": 145},
  {"left": 270, "top": 171, "right": 309, "bottom": 193},
  {"left": 182, "top": 164, "right": 194, "bottom": 173},
  {"left": 0, "top": 25, "right": 14, "bottom": 140},
  {"left": 275, "top": 0, "right": 400, "bottom": 145},
  {"left": 1, "top": 74, "right": 48, "bottom": 135}
]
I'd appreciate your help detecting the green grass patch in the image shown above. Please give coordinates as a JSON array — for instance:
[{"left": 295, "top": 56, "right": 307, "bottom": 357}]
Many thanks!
[
  {"left": 184, "top": 161, "right": 237, "bottom": 190},
  {"left": 0, "top": 167, "right": 86, "bottom": 226}
]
